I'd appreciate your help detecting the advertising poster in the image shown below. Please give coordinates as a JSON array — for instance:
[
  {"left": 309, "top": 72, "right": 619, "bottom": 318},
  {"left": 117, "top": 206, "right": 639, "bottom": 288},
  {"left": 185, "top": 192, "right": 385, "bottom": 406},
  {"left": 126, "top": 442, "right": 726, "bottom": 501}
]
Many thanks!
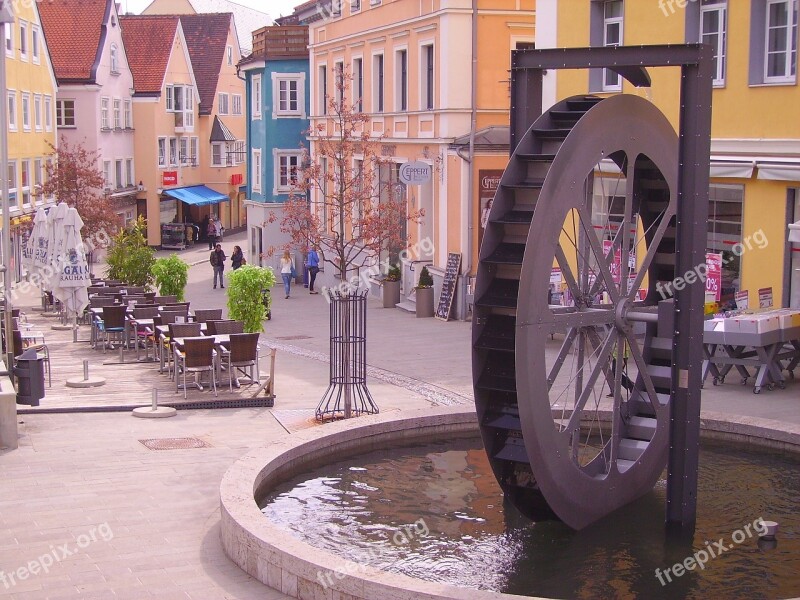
[
  {"left": 705, "top": 252, "right": 722, "bottom": 302},
  {"left": 478, "top": 170, "right": 503, "bottom": 251}
]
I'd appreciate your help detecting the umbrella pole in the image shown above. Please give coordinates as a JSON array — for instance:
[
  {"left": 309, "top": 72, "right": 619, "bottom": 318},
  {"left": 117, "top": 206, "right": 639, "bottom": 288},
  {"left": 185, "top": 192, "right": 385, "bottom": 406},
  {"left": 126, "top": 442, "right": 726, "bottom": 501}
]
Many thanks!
[{"left": 0, "top": 6, "right": 14, "bottom": 378}]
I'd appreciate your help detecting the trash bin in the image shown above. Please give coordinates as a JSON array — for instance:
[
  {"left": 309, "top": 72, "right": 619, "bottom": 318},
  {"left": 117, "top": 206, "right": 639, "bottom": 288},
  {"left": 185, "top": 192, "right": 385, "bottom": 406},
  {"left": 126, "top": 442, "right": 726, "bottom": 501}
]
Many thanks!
[{"left": 14, "top": 348, "right": 45, "bottom": 406}]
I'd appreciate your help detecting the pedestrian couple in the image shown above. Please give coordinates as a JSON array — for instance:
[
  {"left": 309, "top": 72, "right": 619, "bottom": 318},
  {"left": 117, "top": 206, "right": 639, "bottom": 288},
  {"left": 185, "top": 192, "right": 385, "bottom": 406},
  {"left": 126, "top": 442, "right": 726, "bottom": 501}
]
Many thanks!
[
  {"left": 206, "top": 216, "right": 224, "bottom": 249},
  {"left": 210, "top": 244, "right": 245, "bottom": 289},
  {"left": 279, "top": 246, "right": 319, "bottom": 298}
]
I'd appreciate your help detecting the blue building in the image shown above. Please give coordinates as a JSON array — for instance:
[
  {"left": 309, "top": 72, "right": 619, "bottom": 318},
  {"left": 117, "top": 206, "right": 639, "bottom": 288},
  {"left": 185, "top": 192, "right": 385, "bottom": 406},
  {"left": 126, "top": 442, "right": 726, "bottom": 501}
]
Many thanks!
[{"left": 239, "top": 25, "right": 310, "bottom": 266}]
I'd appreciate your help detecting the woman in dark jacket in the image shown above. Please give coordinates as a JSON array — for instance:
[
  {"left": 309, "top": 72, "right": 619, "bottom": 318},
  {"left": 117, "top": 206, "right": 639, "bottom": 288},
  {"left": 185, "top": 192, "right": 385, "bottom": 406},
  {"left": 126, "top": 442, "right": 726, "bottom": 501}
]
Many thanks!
[{"left": 231, "top": 245, "right": 245, "bottom": 270}]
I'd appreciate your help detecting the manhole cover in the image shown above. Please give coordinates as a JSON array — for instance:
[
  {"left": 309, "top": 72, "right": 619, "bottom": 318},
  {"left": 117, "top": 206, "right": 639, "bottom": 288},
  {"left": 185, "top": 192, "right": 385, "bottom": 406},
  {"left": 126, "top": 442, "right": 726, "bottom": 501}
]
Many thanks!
[
  {"left": 139, "top": 437, "right": 211, "bottom": 450},
  {"left": 275, "top": 335, "right": 313, "bottom": 341}
]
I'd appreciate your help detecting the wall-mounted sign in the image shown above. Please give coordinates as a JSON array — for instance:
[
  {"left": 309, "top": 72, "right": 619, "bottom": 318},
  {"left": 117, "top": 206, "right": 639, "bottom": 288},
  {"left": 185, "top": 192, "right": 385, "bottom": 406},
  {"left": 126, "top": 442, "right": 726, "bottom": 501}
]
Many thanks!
[
  {"left": 162, "top": 171, "right": 178, "bottom": 186},
  {"left": 399, "top": 161, "right": 432, "bottom": 186},
  {"left": 230, "top": 173, "right": 243, "bottom": 186}
]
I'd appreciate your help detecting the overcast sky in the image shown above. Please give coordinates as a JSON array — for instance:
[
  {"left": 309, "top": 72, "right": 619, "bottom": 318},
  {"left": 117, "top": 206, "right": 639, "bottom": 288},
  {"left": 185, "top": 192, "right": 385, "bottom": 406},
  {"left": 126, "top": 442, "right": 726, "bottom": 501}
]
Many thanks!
[{"left": 120, "top": 0, "right": 302, "bottom": 20}]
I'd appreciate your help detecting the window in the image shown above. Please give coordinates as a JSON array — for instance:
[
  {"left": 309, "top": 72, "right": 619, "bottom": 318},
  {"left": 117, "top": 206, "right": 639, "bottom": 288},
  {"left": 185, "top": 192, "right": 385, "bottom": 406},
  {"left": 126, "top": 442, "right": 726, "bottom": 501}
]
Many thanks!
[
  {"left": 421, "top": 44, "right": 434, "bottom": 110},
  {"left": 373, "top": 53, "right": 384, "bottom": 112},
  {"left": 21, "top": 93, "right": 30, "bottom": 130},
  {"left": 33, "top": 159, "right": 42, "bottom": 190},
  {"left": 7, "top": 162, "right": 16, "bottom": 203},
  {"left": 320, "top": 156, "right": 328, "bottom": 228},
  {"left": 701, "top": 1, "right": 727, "bottom": 85},
  {"left": 212, "top": 142, "right": 224, "bottom": 166},
  {"left": 33, "top": 94, "right": 41, "bottom": 130},
  {"left": 766, "top": 0, "right": 798, "bottom": 81},
  {"left": 100, "top": 97, "right": 109, "bottom": 129},
  {"left": 125, "top": 159, "right": 134, "bottom": 186},
  {"left": 166, "top": 85, "right": 174, "bottom": 111},
  {"left": 21, "top": 160, "right": 30, "bottom": 206},
  {"left": 158, "top": 137, "right": 166, "bottom": 167},
  {"left": 234, "top": 140, "right": 246, "bottom": 165},
  {"left": 252, "top": 149, "right": 262, "bottom": 193},
  {"left": 31, "top": 25, "right": 39, "bottom": 63},
  {"left": 227, "top": 45, "right": 233, "bottom": 66},
  {"left": 603, "top": 1, "right": 624, "bottom": 91},
  {"left": 351, "top": 0, "right": 361, "bottom": 11},
  {"left": 184, "top": 88, "right": 194, "bottom": 129},
  {"left": 169, "top": 137, "right": 177, "bottom": 166},
  {"left": 115, "top": 160, "right": 123, "bottom": 188},
  {"left": 278, "top": 77, "right": 300, "bottom": 114},
  {"left": 276, "top": 153, "right": 301, "bottom": 193},
  {"left": 334, "top": 61, "right": 344, "bottom": 108},
  {"left": 102, "top": 160, "right": 111, "bottom": 188},
  {"left": 319, "top": 65, "right": 328, "bottom": 115},
  {"left": 113, "top": 98, "right": 121, "bottom": 128},
  {"left": 252, "top": 74, "right": 262, "bottom": 119},
  {"left": 124, "top": 99, "right": 132, "bottom": 128},
  {"left": 353, "top": 57, "right": 363, "bottom": 112},
  {"left": 395, "top": 49, "right": 407, "bottom": 111},
  {"left": 218, "top": 92, "right": 229, "bottom": 115},
  {"left": 110, "top": 43, "right": 119, "bottom": 73},
  {"left": 55, "top": 99, "right": 74, "bottom": 127},
  {"left": 19, "top": 21, "right": 27, "bottom": 61},
  {"left": 232, "top": 94, "right": 242, "bottom": 115},
  {"left": 7, "top": 91, "right": 16, "bottom": 131},
  {"left": 5, "top": 23, "right": 12, "bottom": 56},
  {"left": 44, "top": 95, "right": 52, "bottom": 131},
  {"left": 180, "top": 137, "right": 189, "bottom": 164},
  {"left": 190, "top": 137, "right": 199, "bottom": 166}
]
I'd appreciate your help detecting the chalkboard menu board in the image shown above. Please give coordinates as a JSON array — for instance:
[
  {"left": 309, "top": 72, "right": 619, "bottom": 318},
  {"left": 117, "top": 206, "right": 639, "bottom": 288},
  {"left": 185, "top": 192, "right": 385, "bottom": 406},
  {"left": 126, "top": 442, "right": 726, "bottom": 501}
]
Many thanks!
[{"left": 436, "top": 253, "right": 462, "bottom": 321}]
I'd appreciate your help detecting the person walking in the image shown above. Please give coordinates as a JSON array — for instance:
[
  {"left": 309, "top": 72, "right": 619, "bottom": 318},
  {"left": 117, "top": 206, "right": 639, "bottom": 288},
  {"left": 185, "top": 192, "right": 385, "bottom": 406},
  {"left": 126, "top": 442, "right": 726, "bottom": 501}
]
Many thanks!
[
  {"left": 306, "top": 245, "right": 320, "bottom": 294},
  {"left": 206, "top": 217, "right": 217, "bottom": 250},
  {"left": 210, "top": 243, "right": 226, "bottom": 289},
  {"left": 280, "top": 250, "right": 295, "bottom": 299},
  {"left": 231, "top": 245, "right": 245, "bottom": 270}
]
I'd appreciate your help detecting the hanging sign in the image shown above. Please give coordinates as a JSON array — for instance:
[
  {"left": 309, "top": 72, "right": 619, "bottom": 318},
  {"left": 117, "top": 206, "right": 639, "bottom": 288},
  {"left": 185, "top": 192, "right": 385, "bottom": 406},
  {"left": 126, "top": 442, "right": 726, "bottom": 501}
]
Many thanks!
[
  {"left": 705, "top": 252, "right": 722, "bottom": 302},
  {"left": 399, "top": 161, "right": 432, "bottom": 186},
  {"left": 162, "top": 171, "right": 178, "bottom": 186}
]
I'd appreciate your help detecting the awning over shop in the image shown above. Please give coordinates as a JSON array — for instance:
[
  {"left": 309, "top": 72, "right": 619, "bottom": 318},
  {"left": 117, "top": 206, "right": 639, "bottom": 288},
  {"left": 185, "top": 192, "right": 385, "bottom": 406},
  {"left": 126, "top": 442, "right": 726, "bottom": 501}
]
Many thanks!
[
  {"left": 757, "top": 163, "right": 800, "bottom": 182},
  {"left": 709, "top": 161, "right": 755, "bottom": 179},
  {"left": 163, "top": 185, "right": 229, "bottom": 206}
]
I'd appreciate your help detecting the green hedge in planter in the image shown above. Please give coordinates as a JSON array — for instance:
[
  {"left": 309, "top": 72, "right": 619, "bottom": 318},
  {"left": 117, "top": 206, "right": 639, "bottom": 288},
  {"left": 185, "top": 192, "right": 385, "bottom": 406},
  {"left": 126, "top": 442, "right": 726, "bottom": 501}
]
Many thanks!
[
  {"left": 105, "top": 216, "right": 155, "bottom": 288},
  {"left": 226, "top": 265, "right": 277, "bottom": 333},
  {"left": 151, "top": 255, "right": 189, "bottom": 301}
]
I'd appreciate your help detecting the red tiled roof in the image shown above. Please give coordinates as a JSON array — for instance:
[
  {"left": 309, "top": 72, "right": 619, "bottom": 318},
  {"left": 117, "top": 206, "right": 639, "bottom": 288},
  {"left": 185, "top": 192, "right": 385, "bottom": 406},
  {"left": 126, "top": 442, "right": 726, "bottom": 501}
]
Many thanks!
[
  {"left": 119, "top": 15, "right": 180, "bottom": 95},
  {"left": 39, "top": 0, "right": 110, "bottom": 82},
  {"left": 179, "top": 13, "right": 232, "bottom": 116}
]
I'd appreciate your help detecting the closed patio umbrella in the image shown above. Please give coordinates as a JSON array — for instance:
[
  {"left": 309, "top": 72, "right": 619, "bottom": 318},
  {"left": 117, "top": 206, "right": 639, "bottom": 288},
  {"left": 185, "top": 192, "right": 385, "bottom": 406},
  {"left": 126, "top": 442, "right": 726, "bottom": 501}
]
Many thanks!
[
  {"left": 51, "top": 207, "right": 90, "bottom": 323},
  {"left": 45, "top": 202, "right": 69, "bottom": 291},
  {"left": 26, "top": 207, "right": 49, "bottom": 285}
]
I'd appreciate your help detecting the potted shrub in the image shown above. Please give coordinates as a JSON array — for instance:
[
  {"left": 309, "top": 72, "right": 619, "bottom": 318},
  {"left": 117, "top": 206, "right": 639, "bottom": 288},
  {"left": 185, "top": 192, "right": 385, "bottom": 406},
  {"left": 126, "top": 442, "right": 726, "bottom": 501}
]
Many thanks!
[
  {"left": 226, "top": 265, "right": 277, "bottom": 333},
  {"left": 415, "top": 265, "right": 435, "bottom": 318},
  {"left": 105, "top": 216, "right": 155, "bottom": 288},
  {"left": 382, "top": 264, "right": 402, "bottom": 308},
  {"left": 151, "top": 255, "right": 189, "bottom": 301}
]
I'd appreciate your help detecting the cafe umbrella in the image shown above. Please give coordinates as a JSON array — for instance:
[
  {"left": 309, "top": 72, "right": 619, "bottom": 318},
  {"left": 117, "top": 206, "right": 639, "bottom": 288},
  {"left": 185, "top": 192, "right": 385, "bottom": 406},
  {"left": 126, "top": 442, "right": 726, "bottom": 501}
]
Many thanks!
[
  {"left": 51, "top": 207, "right": 90, "bottom": 325},
  {"left": 45, "top": 202, "right": 69, "bottom": 292},
  {"left": 26, "top": 207, "right": 50, "bottom": 284}
]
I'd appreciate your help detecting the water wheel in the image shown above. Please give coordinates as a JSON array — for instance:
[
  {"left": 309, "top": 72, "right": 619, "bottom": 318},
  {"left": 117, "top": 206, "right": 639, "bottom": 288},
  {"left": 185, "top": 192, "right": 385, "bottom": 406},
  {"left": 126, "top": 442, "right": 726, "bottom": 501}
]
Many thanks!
[{"left": 473, "top": 94, "right": 679, "bottom": 530}]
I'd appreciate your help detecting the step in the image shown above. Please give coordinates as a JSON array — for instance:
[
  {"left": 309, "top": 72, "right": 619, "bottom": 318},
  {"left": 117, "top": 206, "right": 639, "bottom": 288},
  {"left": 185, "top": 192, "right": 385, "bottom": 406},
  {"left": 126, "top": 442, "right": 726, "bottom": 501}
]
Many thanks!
[
  {"left": 476, "top": 278, "right": 520, "bottom": 309},
  {"left": 494, "top": 436, "right": 529, "bottom": 463},
  {"left": 476, "top": 372, "right": 517, "bottom": 393},
  {"left": 395, "top": 300, "right": 416, "bottom": 314},
  {"left": 619, "top": 438, "right": 649, "bottom": 461},
  {"left": 474, "top": 331, "right": 515, "bottom": 352},
  {"left": 646, "top": 364, "right": 672, "bottom": 388},
  {"left": 484, "top": 243, "right": 525, "bottom": 266},
  {"left": 627, "top": 415, "right": 657, "bottom": 441},
  {"left": 531, "top": 128, "right": 572, "bottom": 140},
  {"left": 649, "top": 337, "right": 673, "bottom": 361},
  {"left": 549, "top": 109, "right": 586, "bottom": 122},
  {"left": 502, "top": 178, "right": 545, "bottom": 189},
  {"left": 566, "top": 97, "right": 602, "bottom": 111},
  {"left": 517, "top": 153, "right": 556, "bottom": 162},
  {"left": 493, "top": 210, "right": 534, "bottom": 225},
  {"left": 483, "top": 410, "right": 522, "bottom": 430}
]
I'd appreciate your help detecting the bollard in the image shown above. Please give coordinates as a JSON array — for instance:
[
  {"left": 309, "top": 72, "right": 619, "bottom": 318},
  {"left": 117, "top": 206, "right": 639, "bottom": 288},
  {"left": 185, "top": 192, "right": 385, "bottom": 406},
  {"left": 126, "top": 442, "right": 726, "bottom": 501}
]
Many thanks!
[
  {"left": 83, "top": 360, "right": 89, "bottom": 381},
  {"left": 119, "top": 344, "right": 124, "bottom": 364},
  {"left": 152, "top": 388, "right": 158, "bottom": 410},
  {"left": 73, "top": 327, "right": 78, "bottom": 343},
  {"left": 132, "top": 386, "right": 176, "bottom": 418}
]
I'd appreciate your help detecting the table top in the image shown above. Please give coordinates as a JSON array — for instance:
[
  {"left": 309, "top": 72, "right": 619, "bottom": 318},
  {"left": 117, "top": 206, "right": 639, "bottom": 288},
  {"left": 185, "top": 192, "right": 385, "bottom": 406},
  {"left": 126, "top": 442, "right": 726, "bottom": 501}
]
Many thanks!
[{"left": 172, "top": 334, "right": 229, "bottom": 348}]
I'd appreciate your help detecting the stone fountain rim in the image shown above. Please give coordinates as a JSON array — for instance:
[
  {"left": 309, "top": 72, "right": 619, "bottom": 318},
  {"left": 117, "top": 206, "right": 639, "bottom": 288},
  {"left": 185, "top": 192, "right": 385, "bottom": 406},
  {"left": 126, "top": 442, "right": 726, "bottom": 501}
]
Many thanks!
[{"left": 219, "top": 406, "right": 800, "bottom": 600}]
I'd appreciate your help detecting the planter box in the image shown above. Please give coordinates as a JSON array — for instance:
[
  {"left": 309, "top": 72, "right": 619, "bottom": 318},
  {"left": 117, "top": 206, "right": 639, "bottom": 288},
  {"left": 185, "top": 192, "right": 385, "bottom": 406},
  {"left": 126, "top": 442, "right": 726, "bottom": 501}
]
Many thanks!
[
  {"left": 415, "top": 287, "right": 435, "bottom": 318},
  {"left": 382, "top": 280, "right": 401, "bottom": 308}
]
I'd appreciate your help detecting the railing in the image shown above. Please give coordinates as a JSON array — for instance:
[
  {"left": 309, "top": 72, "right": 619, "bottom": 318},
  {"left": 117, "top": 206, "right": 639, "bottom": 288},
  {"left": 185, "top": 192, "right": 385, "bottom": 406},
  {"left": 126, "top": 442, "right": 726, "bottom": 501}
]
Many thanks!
[{"left": 250, "top": 25, "right": 309, "bottom": 59}]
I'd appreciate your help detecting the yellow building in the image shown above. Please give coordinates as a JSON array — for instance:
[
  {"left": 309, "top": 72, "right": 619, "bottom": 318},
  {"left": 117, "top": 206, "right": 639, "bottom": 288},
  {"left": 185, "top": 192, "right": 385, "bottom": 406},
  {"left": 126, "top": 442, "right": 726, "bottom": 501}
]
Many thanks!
[
  {"left": 306, "top": 0, "right": 534, "bottom": 318},
  {"left": 4, "top": 1, "right": 58, "bottom": 280},
  {"left": 540, "top": 0, "right": 800, "bottom": 308}
]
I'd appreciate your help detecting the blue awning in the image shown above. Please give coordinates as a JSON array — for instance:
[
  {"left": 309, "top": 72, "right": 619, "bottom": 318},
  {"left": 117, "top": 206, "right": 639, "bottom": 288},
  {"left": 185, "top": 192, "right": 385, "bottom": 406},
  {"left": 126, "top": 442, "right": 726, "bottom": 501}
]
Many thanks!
[{"left": 163, "top": 185, "right": 229, "bottom": 206}]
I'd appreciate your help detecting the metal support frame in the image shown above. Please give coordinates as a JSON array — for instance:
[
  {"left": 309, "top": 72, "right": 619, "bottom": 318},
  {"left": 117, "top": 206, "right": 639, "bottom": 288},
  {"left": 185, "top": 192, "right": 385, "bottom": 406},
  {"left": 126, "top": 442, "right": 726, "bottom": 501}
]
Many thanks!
[{"left": 510, "top": 44, "right": 713, "bottom": 531}]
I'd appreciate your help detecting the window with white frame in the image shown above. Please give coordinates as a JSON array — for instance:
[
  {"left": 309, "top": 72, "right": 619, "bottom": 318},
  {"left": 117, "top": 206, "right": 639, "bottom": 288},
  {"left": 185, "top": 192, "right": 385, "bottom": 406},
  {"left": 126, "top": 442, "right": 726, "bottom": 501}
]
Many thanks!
[
  {"left": 115, "top": 160, "right": 123, "bottom": 188},
  {"left": 190, "top": 137, "right": 198, "bottom": 166},
  {"left": 227, "top": 45, "right": 233, "bottom": 66},
  {"left": 5, "top": 23, "right": 12, "bottom": 56},
  {"left": 275, "top": 152, "right": 301, "bottom": 193},
  {"left": 334, "top": 61, "right": 344, "bottom": 108},
  {"left": 319, "top": 65, "right": 328, "bottom": 115},
  {"left": 165, "top": 85, "right": 174, "bottom": 111},
  {"left": 252, "top": 74, "right": 262, "bottom": 119},
  {"left": 33, "top": 159, "right": 42, "bottom": 192},
  {"left": 603, "top": 1, "right": 624, "bottom": 91},
  {"left": 218, "top": 92, "right": 229, "bottom": 115},
  {"left": 180, "top": 137, "right": 189, "bottom": 164},
  {"left": 124, "top": 99, "right": 132, "bottom": 128},
  {"left": 7, "top": 91, "right": 16, "bottom": 131},
  {"left": 252, "top": 149, "right": 262, "bottom": 193},
  {"left": 44, "top": 95, "right": 52, "bottom": 131},
  {"left": 100, "top": 97, "right": 109, "bottom": 129},
  {"left": 395, "top": 48, "right": 407, "bottom": 111},
  {"left": 273, "top": 74, "right": 304, "bottom": 117},
  {"left": 234, "top": 140, "right": 246, "bottom": 164},
  {"left": 7, "top": 162, "right": 16, "bottom": 203},
  {"left": 372, "top": 53, "right": 384, "bottom": 112},
  {"left": 33, "top": 94, "right": 41, "bottom": 130},
  {"left": 351, "top": 0, "right": 361, "bottom": 12},
  {"left": 55, "top": 98, "right": 74, "bottom": 127},
  {"left": 765, "top": 0, "right": 798, "bottom": 81},
  {"left": 421, "top": 44, "right": 434, "bottom": 110},
  {"left": 184, "top": 88, "right": 194, "bottom": 128},
  {"left": 19, "top": 21, "right": 27, "bottom": 61},
  {"left": 21, "top": 160, "right": 30, "bottom": 206},
  {"left": 701, "top": 1, "right": 727, "bottom": 85},
  {"left": 31, "top": 25, "right": 39, "bottom": 63},
  {"left": 232, "top": 94, "right": 242, "bottom": 115},
  {"left": 102, "top": 160, "right": 111, "bottom": 188},
  {"left": 169, "top": 137, "right": 177, "bottom": 166},
  {"left": 113, "top": 98, "right": 121, "bottom": 128},
  {"left": 125, "top": 158, "right": 134, "bottom": 186},
  {"left": 110, "top": 43, "right": 119, "bottom": 73},
  {"left": 157, "top": 137, "right": 166, "bottom": 167},
  {"left": 21, "top": 93, "right": 30, "bottom": 130},
  {"left": 353, "top": 57, "right": 363, "bottom": 112},
  {"left": 211, "top": 142, "right": 224, "bottom": 166}
]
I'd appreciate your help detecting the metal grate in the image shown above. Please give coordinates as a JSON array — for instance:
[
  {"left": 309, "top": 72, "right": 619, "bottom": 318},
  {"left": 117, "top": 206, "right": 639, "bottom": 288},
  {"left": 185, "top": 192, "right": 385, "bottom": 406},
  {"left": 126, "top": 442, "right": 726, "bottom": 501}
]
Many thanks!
[
  {"left": 139, "top": 437, "right": 211, "bottom": 450},
  {"left": 275, "top": 335, "right": 313, "bottom": 341}
]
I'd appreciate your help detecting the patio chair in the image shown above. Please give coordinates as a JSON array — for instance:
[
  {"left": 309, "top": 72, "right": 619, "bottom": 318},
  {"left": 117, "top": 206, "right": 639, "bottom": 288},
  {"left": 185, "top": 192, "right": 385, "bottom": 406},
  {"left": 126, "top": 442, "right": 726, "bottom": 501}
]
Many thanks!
[
  {"left": 219, "top": 333, "right": 260, "bottom": 391},
  {"left": 162, "top": 304, "right": 190, "bottom": 319},
  {"left": 96, "top": 305, "right": 127, "bottom": 352},
  {"left": 193, "top": 308, "right": 223, "bottom": 323},
  {"left": 124, "top": 286, "right": 146, "bottom": 295},
  {"left": 132, "top": 306, "right": 160, "bottom": 360},
  {"left": 13, "top": 329, "right": 51, "bottom": 387},
  {"left": 154, "top": 295, "right": 178, "bottom": 305},
  {"left": 206, "top": 320, "right": 244, "bottom": 335},
  {"left": 90, "top": 296, "right": 117, "bottom": 308},
  {"left": 174, "top": 336, "right": 217, "bottom": 399},
  {"left": 165, "top": 322, "right": 203, "bottom": 378},
  {"left": 144, "top": 292, "right": 157, "bottom": 302}
]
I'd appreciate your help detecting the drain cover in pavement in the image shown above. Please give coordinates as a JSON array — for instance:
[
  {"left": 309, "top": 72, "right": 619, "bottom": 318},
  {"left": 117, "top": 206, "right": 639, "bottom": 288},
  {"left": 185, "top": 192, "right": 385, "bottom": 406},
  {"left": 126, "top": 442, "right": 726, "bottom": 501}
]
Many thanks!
[
  {"left": 275, "top": 335, "right": 313, "bottom": 341},
  {"left": 139, "top": 437, "right": 211, "bottom": 450}
]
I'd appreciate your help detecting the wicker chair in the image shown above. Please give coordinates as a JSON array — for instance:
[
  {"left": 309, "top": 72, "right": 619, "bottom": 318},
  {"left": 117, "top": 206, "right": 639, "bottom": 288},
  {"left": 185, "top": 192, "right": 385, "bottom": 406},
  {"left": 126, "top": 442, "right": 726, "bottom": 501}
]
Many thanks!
[
  {"left": 132, "top": 306, "right": 160, "bottom": 360},
  {"left": 154, "top": 295, "right": 178, "bottom": 305},
  {"left": 193, "top": 308, "right": 223, "bottom": 323},
  {"left": 124, "top": 286, "right": 146, "bottom": 295},
  {"left": 90, "top": 296, "right": 117, "bottom": 308},
  {"left": 174, "top": 336, "right": 217, "bottom": 398},
  {"left": 12, "top": 328, "right": 51, "bottom": 387},
  {"left": 165, "top": 322, "right": 202, "bottom": 377},
  {"left": 219, "top": 333, "right": 260, "bottom": 391},
  {"left": 96, "top": 305, "right": 127, "bottom": 352},
  {"left": 207, "top": 320, "right": 244, "bottom": 335}
]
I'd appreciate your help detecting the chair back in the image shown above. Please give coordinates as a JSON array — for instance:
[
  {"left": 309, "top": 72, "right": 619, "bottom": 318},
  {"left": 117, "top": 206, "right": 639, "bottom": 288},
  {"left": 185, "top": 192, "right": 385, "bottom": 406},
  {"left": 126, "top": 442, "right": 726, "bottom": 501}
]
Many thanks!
[
  {"left": 206, "top": 320, "right": 233, "bottom": 335},
  {"left": 98, "top": 287, "right": 123, "bottom": 296},
  {"left": 124, "top": 295, "right": 148, "bottom": 305},
  {"left": 168, "top": 322, "right": 202, "bottom": 339},
  {"left": 12, "top": 328, "right": 23, "bottom": 356},
  {"left": 165, "top": 302, "right": 191, "bottom": 310},
  {"left": 90, "top": 297, "right": 118, "bottom": 308},
  {"left": 133, "top": 306, "right": 159, "bottom": 320},
  {"left": 101, "top": 305, "right": 127, "bottom": 329},
  {"left": 87, "top": 286, "right": 106, "bottom": 296},
  {"left": 193, "top": 308, "right": 223, "bottom": 323},
  {"left": 228, "top": 333, "right": 259, "bottom": 363},
  {"left": 154, "top": 295, "right": 178, "bottom": 305},
  {"left": 103, "top": 280, "right": 123, "bottom": 286},
  {"left": 214, "top": 320, "right": 245, "bottom": 335},
  {"left": 124, "top": 286, "right": 146, "bottom": 295},
  {"left": 163, "top": 304, "right": 190, "bottom": 318},
  {"left": 157, "top": 311, "right": 183, "bottom": 326},
  {"left": 144, "top": 292, "right": 157, "bottom": 301},
  {"left": 182, "top": 337, "right": 215, "bottom": 369}
]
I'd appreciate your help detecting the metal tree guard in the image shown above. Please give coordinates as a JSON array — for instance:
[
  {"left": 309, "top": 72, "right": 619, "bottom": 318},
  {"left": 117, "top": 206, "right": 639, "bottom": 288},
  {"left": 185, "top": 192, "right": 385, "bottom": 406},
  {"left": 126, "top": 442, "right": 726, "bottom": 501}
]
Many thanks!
[
  {"left": 472, "top": 44, "right": 712, "bottom": 531},
  {"left": 316, "top": 290, "right": 379, "bottom": 421}
]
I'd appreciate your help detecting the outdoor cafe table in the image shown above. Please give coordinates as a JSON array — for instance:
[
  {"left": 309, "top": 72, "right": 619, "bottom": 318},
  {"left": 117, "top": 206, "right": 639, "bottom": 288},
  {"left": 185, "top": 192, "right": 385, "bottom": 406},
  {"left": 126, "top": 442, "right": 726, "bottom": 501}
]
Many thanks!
[
  {"left": 171, "top": 334, "right": 233, "bottom": 390},
  {"left": 155, "top": 324, "right": 208, "bottom": 373}
]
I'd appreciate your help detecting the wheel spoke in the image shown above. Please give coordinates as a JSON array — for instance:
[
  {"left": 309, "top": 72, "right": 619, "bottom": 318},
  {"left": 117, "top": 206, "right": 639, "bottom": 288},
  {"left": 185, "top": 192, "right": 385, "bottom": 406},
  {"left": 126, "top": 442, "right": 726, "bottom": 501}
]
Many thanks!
[
  {"left": 547, "top": 327, "right": 579, "bottom": 390},
  {"left": 578, "top": 206, "right": 620, "bottom": 303}
]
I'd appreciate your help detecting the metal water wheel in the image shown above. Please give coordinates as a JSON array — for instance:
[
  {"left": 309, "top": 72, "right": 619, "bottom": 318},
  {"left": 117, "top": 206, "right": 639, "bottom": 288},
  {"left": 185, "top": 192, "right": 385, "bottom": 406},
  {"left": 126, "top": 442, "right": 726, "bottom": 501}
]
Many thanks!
[{"left": 473, "top": 94, "right": 680, "bottom": 530}]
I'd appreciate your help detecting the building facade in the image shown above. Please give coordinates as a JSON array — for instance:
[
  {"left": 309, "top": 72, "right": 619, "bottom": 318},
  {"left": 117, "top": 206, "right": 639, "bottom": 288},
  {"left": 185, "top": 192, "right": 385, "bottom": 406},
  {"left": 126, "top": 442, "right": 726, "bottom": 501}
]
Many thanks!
[
  {"left": 4, "top": 0, "right": 58, "bottom": 280},
  {"left": 539, "top": 0, "right": 800, "bottom": 308}
]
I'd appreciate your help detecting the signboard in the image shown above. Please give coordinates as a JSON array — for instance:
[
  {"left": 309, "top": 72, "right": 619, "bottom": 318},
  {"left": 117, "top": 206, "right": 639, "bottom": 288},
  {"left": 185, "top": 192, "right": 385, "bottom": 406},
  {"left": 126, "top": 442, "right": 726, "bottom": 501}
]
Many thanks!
[
  {"left": 230, "top": 173, "right": 243, "bottom": 186},
  {"left": 163, "top": 171, "right": 178, "bottom": 186},
  {"left": 735, "top": 290, "right": 749, "bottom": 310},
  {"left": 550, "top": 268, "right": 562, "bottom": 285},
  {"left": 478, "top": 169, "right": 503, "bottom": 250},
  {"left": 705, "top": 252, "right": 722, "bottom": 302},
  {"left": 399, "top": 161, "right": 432, "bottom": 185},
  {"left": 758, "top": 287, "right": 773, "bottom": 309},
  {"left": 435, "top": 253, "right": 462, "bottom": 321},
  {"left": 602, "top": 240, "right": 622, "bottom": 284}
]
